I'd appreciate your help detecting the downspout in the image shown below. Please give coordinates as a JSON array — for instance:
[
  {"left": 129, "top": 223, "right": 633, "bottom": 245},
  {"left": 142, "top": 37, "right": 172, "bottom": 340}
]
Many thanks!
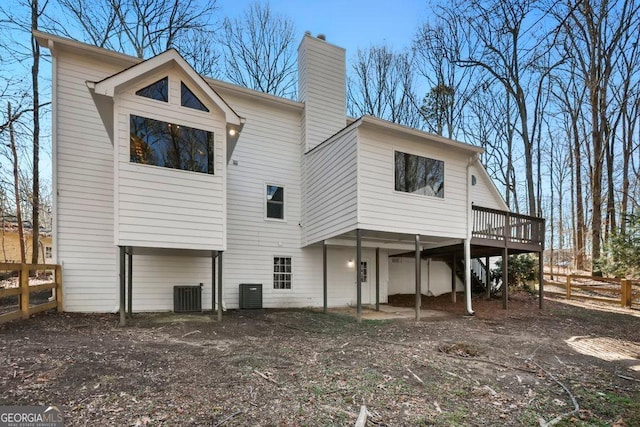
[{"left": 465, "top": 154, "right": 479, "bottom": 316}]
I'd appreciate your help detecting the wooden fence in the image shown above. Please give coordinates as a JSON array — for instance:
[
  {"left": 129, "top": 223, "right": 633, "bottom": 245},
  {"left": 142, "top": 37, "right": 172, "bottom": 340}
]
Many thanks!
[
  {"left": 544, "top": 272, "right": 640, "bottom": 308},
  {"left": 0, "top": 263, "right": 62, "bottom": 325}
]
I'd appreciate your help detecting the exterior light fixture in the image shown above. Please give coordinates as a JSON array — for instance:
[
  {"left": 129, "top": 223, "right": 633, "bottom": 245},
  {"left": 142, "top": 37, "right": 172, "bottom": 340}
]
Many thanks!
[
  {"left": 347, "top": 259, "right": 354, "bottom": 268},
  {"left": 228, "top": 128, "right": 237, "bottom": 136}
]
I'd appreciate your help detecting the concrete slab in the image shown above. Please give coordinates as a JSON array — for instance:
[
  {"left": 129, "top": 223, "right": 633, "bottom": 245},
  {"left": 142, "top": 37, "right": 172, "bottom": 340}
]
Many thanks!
[{"left": 327, "top": 304, "right": 456, "bottom": 321}]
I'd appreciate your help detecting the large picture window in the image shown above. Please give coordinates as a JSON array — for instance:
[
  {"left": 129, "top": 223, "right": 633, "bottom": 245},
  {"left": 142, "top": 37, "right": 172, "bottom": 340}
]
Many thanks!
[
  {"left": 394, "top": 151, "right": 444, "bottom": 198},
  {"left": 130, "top": 115, "right": 214, "bottom": 174}
]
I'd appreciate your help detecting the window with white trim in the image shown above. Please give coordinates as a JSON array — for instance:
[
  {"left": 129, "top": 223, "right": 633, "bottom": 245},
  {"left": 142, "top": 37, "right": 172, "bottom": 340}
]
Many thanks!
[
  {"left": 273, "top": 257, "right": 292, "bottom": 289},
  {"left": 266, "top": 185, "right": 285, "bottom": 220},
  {"left": 394, "top": 151, "right": 444, "bottom": 198}
]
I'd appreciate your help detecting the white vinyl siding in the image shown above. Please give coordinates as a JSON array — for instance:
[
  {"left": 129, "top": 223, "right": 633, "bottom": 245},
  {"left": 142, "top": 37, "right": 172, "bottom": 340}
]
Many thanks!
[
  {"left": 302, "top": 128, "right": 358, "bottom": 246},
  {"left": 115, "top": 68, "right": 227, "bottom": 250},
  {"left": 216, "top": 87, "right": 319, "bottom": 308},
  {"left": 357, "top": 126, "right": 469, "bottom": 239},
  {"left": 55, "top": 51, "right": 124, "bottom": 312},
  {"left": 298, "top": 35, "right": 346, "bottom": 151},
  {"left": 470, "top": 164, "right": 507, "bottom": 210}
]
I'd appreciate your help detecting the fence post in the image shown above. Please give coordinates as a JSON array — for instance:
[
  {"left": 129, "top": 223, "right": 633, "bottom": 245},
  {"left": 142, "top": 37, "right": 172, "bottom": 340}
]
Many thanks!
[
  {"left": 621, "top": 279, "right": 631, "bottom": 308},
  {"left": 55, "top": 266, "right": 63, "bottom": 312},
  {"left": 566, "top": 275, "right": 572, "bottom": 299},
  {"left": 20, "top": 264, "right": 30, "bottom": 320}
]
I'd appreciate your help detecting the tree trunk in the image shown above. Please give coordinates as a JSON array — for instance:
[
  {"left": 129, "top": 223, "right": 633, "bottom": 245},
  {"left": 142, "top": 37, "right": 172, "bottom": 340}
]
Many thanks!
[
  {"left": 30, "top": 0, "right": 40, "bottom": 265},
  {"left": 8, "top": 103, "right": 26, "bottom": 264}
]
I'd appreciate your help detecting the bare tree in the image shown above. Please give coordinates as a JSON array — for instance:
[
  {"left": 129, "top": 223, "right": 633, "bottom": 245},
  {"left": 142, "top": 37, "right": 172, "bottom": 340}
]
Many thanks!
[
  {"left": 453, "top": 0, "right": 558, "bottom": 217},
  {"left": 7, "top": 103, "right": 26, "bottom": 263},
  {"left": 49, "top": 0, "right": 120, "bottom": 49},
  {"left": 414, "top": 9, "right": 481, "bottom": 139},
  {"left": 347, "top": 45, "right": 421, "bottom": 128},
  {"left": 553, "top": 0, "right": 640, "bottom": 264},
  {"left": 219, "top": 1, "right": 296, "bottom": 97},
  {"left": 54, "top": 0, "right": 219, "bottom": 65}
]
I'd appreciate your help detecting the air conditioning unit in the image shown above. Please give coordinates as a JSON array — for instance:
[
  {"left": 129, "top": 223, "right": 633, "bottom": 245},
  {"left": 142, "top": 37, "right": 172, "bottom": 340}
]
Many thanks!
[
  {"left": 173, "top": 285, "right": 203, "bottom": 313},
  {"left": 239, "top": 284, "right": 263, "bottom": 309}
]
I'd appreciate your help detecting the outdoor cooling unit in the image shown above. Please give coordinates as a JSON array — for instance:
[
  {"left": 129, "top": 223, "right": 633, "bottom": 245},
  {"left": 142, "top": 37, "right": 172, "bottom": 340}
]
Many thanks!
[
  {"left": 173, "top": 284, "right": 203, "bottom": 313},
  {"left": 239, "top": 283, "right": 263, "bottom": 309}
]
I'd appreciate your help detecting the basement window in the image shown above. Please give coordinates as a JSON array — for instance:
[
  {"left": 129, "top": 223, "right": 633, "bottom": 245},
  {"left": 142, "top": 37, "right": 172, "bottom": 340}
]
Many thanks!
[
  {"left": 394, "top": 151, "right": 444, "bottom": 198},
  {"left": 273, "top": 257, "right": 292, "bottom": 289},
  {"left": 181, "top": 82, "right": 209, "bottom": 112},
  {"left": 130, "top": 115, "right": 214, "bottom": 174},
  {"left": 135, "top": 77, "right": 168, "bottom": 102}
]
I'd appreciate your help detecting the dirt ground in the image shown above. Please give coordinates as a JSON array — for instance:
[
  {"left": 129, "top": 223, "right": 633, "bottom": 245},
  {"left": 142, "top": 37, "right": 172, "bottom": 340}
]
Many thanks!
[{"left": 1, "top": 292, "right": 639, "bottom": 426}]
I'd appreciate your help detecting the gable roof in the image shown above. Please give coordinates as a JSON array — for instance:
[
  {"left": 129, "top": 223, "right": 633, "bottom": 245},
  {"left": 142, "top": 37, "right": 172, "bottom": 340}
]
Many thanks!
[{"left": 91, "top": 49, "right": 241, "bottom": 126}]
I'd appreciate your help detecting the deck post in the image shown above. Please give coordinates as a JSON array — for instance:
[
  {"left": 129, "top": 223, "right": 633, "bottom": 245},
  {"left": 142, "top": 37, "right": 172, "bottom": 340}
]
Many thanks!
[
  {"left": 127, "top": 247, "right": 133, "bottom": 318},
  {"left": 375, "top": 247, "right": 380, "bottom": 311},
  {"left": 502, "top": 247, "right": 508, "bottom": 310},
  {"left": 356, "top": 229, "right": 362, "bottom": 323},
  {"left": 323, "top": 241, "right": 327, "bottom": 313},
  {"left": 212, "top": 251, "right": 216, "bottom": 316},
  {"left": 451, "top": 254, "right": 457, "bottom": 303},
  {"left": 119, "top": 246, "right": 126, "bottom": 326},
  {"left": 464, "top": 238, "right": 473, "bottom": 315},
  {"left": 217, "top": 251, "right": 223, "bottom": 322},
  {"left": 415, "top": 234, "right": 421, "bottom": 321},
  {"left": 485, "top": 256, "right": 491, "bottom": 300}
]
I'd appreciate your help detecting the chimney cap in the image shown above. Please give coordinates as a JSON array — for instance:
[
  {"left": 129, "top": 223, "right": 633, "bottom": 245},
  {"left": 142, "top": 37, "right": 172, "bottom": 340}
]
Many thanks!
[{"left": 317, "top": 34, "right": 326, "bottom": 40}]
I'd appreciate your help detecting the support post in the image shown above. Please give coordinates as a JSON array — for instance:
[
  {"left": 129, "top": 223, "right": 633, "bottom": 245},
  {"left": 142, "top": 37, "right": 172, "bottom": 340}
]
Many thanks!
[
  {"left": 566, "top": 275, "right": 572, "bottom": 299},
  {"left": 217, "top": 251, "right": 223, "bottom": 322},
  {"left": 451, "top": 254, "right": 457, "bottom": 303},
  {"left": 415, "top": 234, "right": 421, "bottom": 321},
  {"left": 55, "top": 265, "right": 63, "bottom": 312},
  {"left": 485, "top": 256, "right": 491, "bottom": 300},
  {"left": 119, "top": 246, "right": 126, "bottom": 326},
  {"left": 464, "top": 238, "right": 473, "bottom": 315},
  {"left": 212, "top": 252, "right": 216, "bottom": 316},
  {"left": 356, "top": 229, "right": 362, "bottom": 323},
  {"left": 621, "top": 279, "right": 631, "bottom": 307},
  {"left": 375, "top": 247, "right": 380, "bottom": 311},
  {"left": 127, "top": 247, "right": 133, "bottom": 318},
  {"left": 538, "top": 251, "right": 544, "bottom": 309},
  {"left": 20, "top": 264, "right": 29, "bottom": 320},
  {"left": 502, "top": 247, "right": 508, "bottom": 310},
  {"left": 323, "top": 241, "right": 327, "bottom": 313}
]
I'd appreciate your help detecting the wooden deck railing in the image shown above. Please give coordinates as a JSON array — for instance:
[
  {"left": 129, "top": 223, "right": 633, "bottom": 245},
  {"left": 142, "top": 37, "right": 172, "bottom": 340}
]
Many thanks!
[
  {"left": 0, "top": 263, "right": 62, "bottom": 325},
  {"left": 472, "top": 205, "right": 545, "bottom": 245},
  {"left": 543, "top": 272, "right": 640, "bottom": 308}
]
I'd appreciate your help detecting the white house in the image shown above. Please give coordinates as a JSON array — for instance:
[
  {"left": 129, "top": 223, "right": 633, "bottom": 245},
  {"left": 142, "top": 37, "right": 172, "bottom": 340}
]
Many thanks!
[{"left": 35, "top": 31, "right": 544, "bottom": 324}]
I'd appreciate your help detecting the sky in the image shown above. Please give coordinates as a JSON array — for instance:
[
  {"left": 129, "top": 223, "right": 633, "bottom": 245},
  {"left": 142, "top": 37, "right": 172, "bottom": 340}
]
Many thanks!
[{"left": 217, "top": 0, "right": 428, "bottom": 59}]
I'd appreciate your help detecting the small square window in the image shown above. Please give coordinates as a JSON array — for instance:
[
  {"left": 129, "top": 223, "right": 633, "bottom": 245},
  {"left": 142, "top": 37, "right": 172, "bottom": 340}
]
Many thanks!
[
  {"left": 266, "top": 185, "right": 285, "bottom": 220},
  {"left": 273, "top": 257, "right": 292, "bottom": 289},
  {"left": 45, "top": 246, "right": 52, "bottom": 259}
]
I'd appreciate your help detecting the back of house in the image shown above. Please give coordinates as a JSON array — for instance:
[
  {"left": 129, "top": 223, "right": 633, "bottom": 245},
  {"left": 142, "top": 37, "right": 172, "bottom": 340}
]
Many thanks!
[{"left": 36, "top": 30, "right": 512, "bottom": 315}]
